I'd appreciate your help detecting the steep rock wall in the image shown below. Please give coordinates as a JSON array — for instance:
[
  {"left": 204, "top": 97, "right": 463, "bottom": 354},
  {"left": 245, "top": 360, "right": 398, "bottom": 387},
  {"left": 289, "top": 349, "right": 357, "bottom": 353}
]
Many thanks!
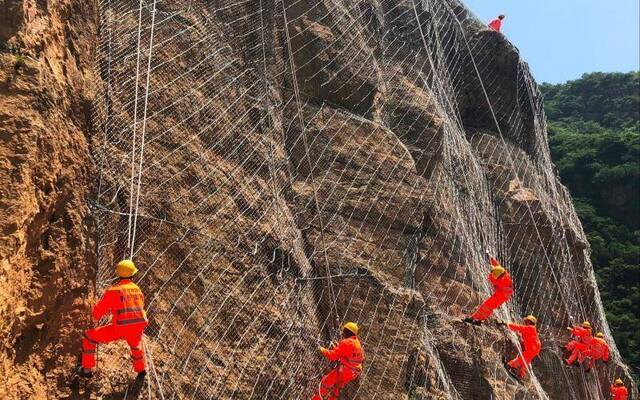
[
  {"left": 0, "top": 0, "right": 637, "bottom": 399},
  {"left": 0, "top": 0, "right": 97, "bottom": 398}
]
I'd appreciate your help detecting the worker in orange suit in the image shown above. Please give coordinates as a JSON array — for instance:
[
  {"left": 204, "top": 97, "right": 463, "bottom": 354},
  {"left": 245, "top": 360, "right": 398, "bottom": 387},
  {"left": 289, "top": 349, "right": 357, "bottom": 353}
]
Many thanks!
[
  {"left": 586, "top": 332, "right": 610, "bottom": 370},
  {"left": 312, "top": 322, "right": 364, "bottom": 400},
  {"left": 565, "top": 321, "right": 593, "bottom": 366},
  {"left": 504, "top": 315, "right": 541, "bottom": 379},
  {"left": 464, "top": 254, "right": 513, "bottom": 325},
  {"left": 610, "top": 378, "right": 629, "bottom": 400},
  {"left": 488, "top": 15, "right": 505, "bottom": 32},
  {"left": 76, "top": 260, "right": 148, "bottom": 378}
]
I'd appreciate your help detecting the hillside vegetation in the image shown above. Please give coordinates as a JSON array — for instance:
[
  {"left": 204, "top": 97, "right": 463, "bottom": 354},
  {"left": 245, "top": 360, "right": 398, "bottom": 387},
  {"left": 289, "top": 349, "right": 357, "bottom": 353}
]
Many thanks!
[{"left": 541, "top": 72, "right": 640, "bottom": 374}]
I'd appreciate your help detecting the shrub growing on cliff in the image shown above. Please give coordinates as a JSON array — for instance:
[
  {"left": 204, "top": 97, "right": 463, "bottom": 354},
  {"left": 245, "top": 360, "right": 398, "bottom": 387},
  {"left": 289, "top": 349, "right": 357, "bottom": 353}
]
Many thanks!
[{"left": 14, "top": 54, "right": 26, "bottom": 72}]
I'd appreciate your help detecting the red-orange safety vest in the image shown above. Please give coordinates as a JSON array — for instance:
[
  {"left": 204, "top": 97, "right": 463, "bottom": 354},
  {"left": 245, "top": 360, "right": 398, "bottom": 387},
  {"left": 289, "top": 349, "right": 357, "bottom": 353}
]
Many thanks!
[
  {"left": 322, "top": 336, "right": 365, "bottom": 372},
  {"left": 92, "top": 279, "right": 147, "bottom": 326}
]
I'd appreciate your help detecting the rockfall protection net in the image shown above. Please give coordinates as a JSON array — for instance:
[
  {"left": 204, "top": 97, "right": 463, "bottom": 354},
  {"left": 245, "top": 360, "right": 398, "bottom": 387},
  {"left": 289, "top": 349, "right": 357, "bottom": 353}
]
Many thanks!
[{"left": 91, "top": 0, "right": 635, "bottom": 398}]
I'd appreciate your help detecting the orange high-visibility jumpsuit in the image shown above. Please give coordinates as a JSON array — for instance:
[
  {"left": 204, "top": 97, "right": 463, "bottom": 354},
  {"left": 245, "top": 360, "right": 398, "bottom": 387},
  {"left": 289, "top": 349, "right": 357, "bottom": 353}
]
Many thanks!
[
  {"left": 471, "top": 258, "right": 513, "bottom": 320},
  {"left": 312, "top": 336, "right": 364, "bottom": 400},
  {"left": 488, "top": 18, "right": 502, "bottom": 32},
  {"left": 566, "top": 326, "right": 592, "bottom": 365},
  {"left": 586, "top": 337, "right": 609, "bottom": 369},
  {"left": 610, "top": 384, "right": 629, "bottom": 400},
  {"left": 507, "top": 323, "right": 541, "bottom": 378},
  {"left": 81, "top": 279, "right": 148, "bottom": 373}
]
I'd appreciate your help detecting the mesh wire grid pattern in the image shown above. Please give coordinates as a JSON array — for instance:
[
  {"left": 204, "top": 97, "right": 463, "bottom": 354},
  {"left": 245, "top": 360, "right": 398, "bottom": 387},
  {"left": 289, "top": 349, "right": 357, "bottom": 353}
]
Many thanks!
[{"left": 91, "top": 0, "right": 635, "bottom": 398}]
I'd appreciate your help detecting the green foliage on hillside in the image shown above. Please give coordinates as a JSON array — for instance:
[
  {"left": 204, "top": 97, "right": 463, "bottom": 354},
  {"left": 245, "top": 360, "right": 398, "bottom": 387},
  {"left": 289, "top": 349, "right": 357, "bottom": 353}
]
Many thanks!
[{"left": 541, "top": 72, "right": 640, "bottom": 375}]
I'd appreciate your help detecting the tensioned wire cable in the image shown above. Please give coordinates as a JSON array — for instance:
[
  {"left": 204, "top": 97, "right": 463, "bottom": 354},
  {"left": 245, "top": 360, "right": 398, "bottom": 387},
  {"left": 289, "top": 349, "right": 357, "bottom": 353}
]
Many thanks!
[{"left": 89, "top": 0, "right": 627, "bottom": 398}]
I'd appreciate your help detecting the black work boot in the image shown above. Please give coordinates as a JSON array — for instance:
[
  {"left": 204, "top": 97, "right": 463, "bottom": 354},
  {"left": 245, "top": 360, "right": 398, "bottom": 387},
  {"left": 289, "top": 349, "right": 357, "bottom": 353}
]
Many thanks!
[
  {"left": 463, "top": 317, "right": 482, "bottom": 326},
  {"left": 75, "top": 365, "right": 93, "bottom": 378}
]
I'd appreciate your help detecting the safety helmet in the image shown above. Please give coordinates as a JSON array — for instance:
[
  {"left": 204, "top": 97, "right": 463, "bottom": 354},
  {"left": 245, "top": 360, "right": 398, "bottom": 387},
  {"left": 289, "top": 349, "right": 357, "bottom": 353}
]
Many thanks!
[
  {"left": 343, "top": 322, "right": 359, "bottom": 335},
  {"left": 498, "top": 14, "right": 505, "bottom": 19},
  {"left": 491, "top": 265, "right": 506, "bottom": 278},
  {"left": 524, "top": 315, "right": 537, "bottom": 325},
  {"left": 116, "top": 259, "right": 138, "bottom": 278},
  {"left": 595, "top": 332, "right": 605, "bottom": 338},
  {"left": 581, "top": 321, "right": 591, "bottom": 329},
  {"left": 614, "top": 378, "right": 624, "bottom": 386}
]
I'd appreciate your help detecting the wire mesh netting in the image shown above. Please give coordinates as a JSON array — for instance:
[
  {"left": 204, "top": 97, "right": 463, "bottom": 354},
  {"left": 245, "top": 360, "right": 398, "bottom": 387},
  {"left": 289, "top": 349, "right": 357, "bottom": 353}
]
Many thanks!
[{"left": 91, "top": 0, "right": 636, "bottom": 398}]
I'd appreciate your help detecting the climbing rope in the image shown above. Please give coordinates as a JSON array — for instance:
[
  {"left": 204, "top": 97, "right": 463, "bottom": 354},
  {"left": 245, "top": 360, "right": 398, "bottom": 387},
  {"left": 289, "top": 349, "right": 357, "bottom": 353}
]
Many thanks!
[{"left": 126, "top": 0, "right": 146, "bottom": 255}]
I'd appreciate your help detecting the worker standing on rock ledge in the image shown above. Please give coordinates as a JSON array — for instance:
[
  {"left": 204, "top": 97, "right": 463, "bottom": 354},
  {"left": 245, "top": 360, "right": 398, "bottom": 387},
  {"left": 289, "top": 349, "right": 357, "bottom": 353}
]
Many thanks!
[
  {"left": 565, "top": 321, "right": 593, "bottom": 366},
  {"left": 75, "top": 260, "right": 148, "bottom": 378},
  {"left": 610, "top": 378, "right": 629, "bottom": 400},
  {"left": 502, "top": 315, "right": 541, "bottom": 379},
  {"left": 488, "top": 15, "right": 505, "bottom": 32},
  {"left": 464, "top": 252, "right": 513, "bottom": 325},
  {"left": 312, "top": 322, "right": 364, "bottom": 400}
]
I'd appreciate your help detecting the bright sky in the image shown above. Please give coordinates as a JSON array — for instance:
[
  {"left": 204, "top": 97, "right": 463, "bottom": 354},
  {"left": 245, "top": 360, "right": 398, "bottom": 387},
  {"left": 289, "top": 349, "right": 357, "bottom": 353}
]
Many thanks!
[{"left": 463, "top": 0, "right": 640, "bottom": 84}]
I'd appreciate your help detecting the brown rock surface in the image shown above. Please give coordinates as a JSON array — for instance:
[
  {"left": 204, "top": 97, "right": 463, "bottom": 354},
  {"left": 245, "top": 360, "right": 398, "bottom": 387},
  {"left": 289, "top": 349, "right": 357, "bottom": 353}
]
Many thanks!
[
  {"left": 0, "top": 0, "right": 637, "bottom": 399},
  {"left": 0, "top": 0, "right": 97, "bottom": 398}
]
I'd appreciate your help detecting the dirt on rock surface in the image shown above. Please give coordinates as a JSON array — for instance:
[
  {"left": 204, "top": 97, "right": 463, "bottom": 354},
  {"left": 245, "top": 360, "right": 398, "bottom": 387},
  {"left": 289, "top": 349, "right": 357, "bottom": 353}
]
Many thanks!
[{"left": 0, "top": 0, "right": 637, "bottom": 399}]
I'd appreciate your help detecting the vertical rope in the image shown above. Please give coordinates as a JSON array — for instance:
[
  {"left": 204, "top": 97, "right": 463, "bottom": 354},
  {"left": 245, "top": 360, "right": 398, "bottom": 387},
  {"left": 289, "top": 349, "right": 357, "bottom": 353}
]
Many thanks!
[
  {"left": 127, "top": 0, "right": 146, "bottom": 254},
  {"left": 130, "top": 0, "right": 158, "bottom": 257}
]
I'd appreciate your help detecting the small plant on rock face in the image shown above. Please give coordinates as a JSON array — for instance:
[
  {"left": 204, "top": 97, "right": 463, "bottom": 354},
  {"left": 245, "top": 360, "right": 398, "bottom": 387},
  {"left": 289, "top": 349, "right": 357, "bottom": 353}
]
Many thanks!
[{"left": 14, "top": 55, "right": 26, "bottom": 72}]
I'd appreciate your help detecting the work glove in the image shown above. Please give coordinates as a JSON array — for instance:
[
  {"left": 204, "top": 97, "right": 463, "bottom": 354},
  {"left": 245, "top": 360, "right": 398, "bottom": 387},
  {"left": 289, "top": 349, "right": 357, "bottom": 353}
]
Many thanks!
[{"left": 319, "top": 346, "right": 328, "bottom": 355}]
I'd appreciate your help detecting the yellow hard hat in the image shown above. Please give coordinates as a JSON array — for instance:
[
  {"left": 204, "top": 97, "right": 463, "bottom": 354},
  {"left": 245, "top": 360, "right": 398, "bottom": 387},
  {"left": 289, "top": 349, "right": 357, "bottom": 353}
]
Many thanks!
[
  {"left": 614, "top": 378, "right": 624, "bottom": 386},
  {"left": 524, "top": 315, "right": 537, "bottom": 325},
  {"left": 581, "top": 321, "right": 591, "bottom": 329},
  {"left": 342, "top": 322, "right": 359, "bottom": 335},
  {"left": 116, "top": 259, "right": 138, "bottom": 278},
  {"left": 491, "top": 265, "right": 506, "bottom": 278},
  {"left": 595, "top": 332, "right": 605, "bottom": 338}
]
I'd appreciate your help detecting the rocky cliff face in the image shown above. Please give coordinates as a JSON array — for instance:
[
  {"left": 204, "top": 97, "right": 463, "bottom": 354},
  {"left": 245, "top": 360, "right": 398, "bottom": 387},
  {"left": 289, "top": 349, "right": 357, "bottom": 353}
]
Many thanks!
[
  {"left": 0, "top": 1, "right": 97, "bottom": 398},
  {"left": 0, "top": 0, "right": 637, "bottom": 399}
]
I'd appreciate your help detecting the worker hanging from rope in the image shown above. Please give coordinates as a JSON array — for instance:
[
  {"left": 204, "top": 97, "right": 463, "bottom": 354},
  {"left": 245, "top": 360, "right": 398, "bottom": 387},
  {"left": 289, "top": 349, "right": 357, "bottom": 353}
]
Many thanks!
[
  {"left": 312, "top": 322, "right": 364, "bottom": 400},
  {"left": 75, "top": 260, "right": 148, "bottom": 378},
  {"left": 585, "top": 332, "right": 610, "bottom": 371},
  {"left": 488, "top": 15, "right": 505, "bottom": 32},
  {"left": 610, "top": 378, "right": 629, "bottom": 400},
  {"left": 564, "top": 321, "right": 593, "bottom": 366},
  {"left": 502, "top": 315, "right": 541, "bottom": 380},
  {"left": 464, "top": 252, "right": 513, "bottom": 325}
]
